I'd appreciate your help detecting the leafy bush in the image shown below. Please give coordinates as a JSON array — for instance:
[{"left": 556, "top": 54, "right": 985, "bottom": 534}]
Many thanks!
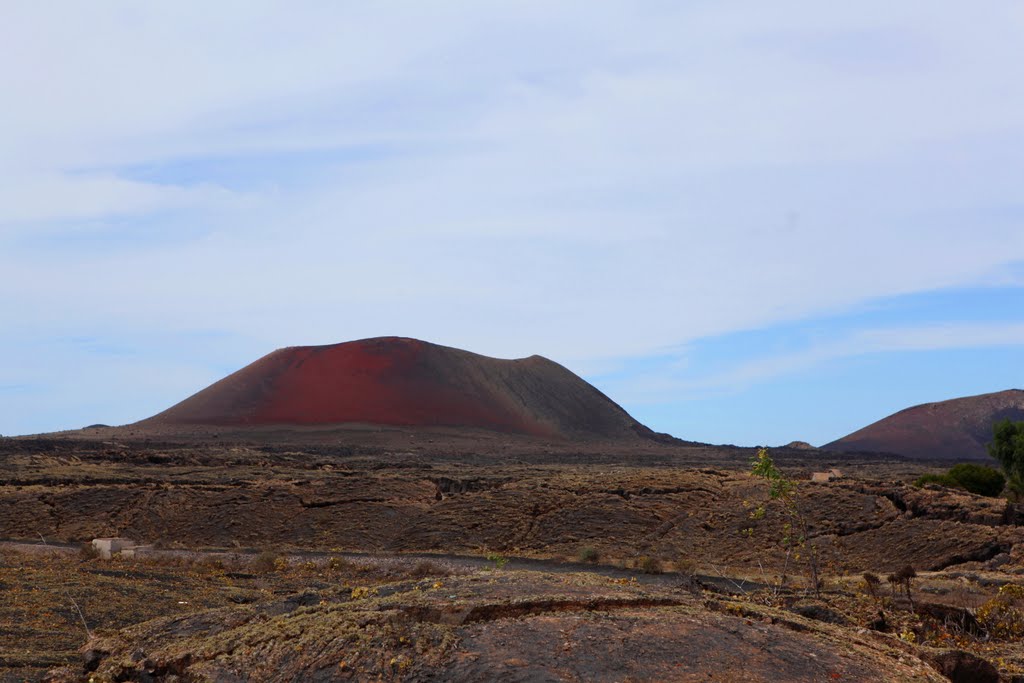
[
  {"left": 578, "top": 547, "right": 600, "bottom": 563},
  {"left": 947, "top": 463, "right": 1005, "bottom": 497},
  {"left": 977, "top": 585, "right": 1024, "bottom": 640},
  {"left": 485, "top": 552, "right": 508, "bottom": 570},
  {"left": 914, "top": 463, "right": 1005, "bottom": 497},
  {"left": 914, "top": 473, "right": 962, "bottom": 490},
  {"left": 989, "top": 419, "right": 1024, "bottom": 495}
]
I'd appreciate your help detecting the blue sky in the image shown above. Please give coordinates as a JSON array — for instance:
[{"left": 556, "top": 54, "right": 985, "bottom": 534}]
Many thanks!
[{"left": 1, "top": 2, "right": 1022, "bottom": 444}]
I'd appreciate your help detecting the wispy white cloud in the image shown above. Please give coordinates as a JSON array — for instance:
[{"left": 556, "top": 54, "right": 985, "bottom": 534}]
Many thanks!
[
  {"left": 612, "top": 322, "right": 1024, "bottom": 403},
  {"left": 0, "top": 173, "right": 244, "bottom": 226},
  {"left": 1, "top": 2, "right": 1023, "bottom": 434}
]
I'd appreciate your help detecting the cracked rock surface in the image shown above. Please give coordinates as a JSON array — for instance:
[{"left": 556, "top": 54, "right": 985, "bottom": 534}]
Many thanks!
[{"left": 50, "top": 572, "right": 946, "bottom": 683}]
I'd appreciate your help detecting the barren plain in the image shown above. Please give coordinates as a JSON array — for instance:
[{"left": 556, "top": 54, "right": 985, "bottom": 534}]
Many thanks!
[{"left": 2, "top": 431, "right": 1024, "bottom": 682}]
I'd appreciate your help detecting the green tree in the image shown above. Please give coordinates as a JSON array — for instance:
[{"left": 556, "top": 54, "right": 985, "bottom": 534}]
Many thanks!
[{"left": 989, "top": 419, "right": 1024, "bottom": 496}]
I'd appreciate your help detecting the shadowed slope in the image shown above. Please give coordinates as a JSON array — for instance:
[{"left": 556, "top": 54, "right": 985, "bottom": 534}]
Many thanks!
[
  {"left": 822, "top": 389, "right": 1024, "bottom": 460},
  {"left": 141, "top": 337, "right": 653, "bottom": 440}
]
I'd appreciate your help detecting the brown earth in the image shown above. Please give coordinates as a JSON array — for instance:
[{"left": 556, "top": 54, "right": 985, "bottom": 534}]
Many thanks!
[
  {"left": 4, "top": 435, "right": 1024, "bottom": 681},
  {"left": 2, "top": 438, "right": 1018, "bottom": 574},
  {"left": 823, "top": 389, "right": 1024, "bottom": 460},
  {"left": 50, "top": 570, "right": 951, "bottom": 683}
]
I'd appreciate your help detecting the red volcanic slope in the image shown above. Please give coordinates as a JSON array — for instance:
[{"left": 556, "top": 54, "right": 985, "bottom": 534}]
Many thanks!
[
  {"left": 822, "top": 389, "right": 1024, "bottom": 460},
  {"left": 142, "top": 337, "right": 654, "bottom": 440}
]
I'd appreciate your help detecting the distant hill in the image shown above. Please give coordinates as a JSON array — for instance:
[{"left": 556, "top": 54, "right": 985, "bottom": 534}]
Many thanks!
[
  {"left": 140, "top": 336, "right": 658, "bottom": 441},
  {"left": 822, "top": 389, "right": 1024, "bottom": 460}
]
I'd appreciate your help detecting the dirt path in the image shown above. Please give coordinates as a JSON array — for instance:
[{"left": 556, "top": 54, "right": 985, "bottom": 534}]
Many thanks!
[{"left": 0, "top": 539, "right": 766, "bottom": 594}]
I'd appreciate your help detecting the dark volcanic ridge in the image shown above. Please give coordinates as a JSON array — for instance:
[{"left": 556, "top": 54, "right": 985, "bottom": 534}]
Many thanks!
[
  {"left": 139, "top": 336, "right": 658, "bottom": 441},
  {"left": 823, "top": 388, "right": 1024, "bottom": 461}
]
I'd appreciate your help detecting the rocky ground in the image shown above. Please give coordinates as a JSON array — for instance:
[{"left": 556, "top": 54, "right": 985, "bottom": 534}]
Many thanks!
[
  {"left": 3, "top": 435, "right": 1024, "bottom": 681},
  {"left": 49, "top": 569, "right": 954, "bottom": 682}
]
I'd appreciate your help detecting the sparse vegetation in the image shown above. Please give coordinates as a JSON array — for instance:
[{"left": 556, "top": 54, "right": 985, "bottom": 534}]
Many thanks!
[
  {"left": 914, "top": 472, "right": 960, "bottom": 489},
  {"left": 407, "top": 560, "right": 449, "bottom": 578},
  {"left": 328, "top": 556, "right": 356, "bottom": 572},
  {"left": 635, "top": 556, "right": 662, "bottom": 574},
  {"left": 860, "top": 571, "right": 881, "bottom": 601},
  {"left": 894, "top": 564, "right": 916, "bottom": 609},
  {"left": 949, "top": 463, "right": 1007, "bottom": 496},
  {"left": 914, "top": 462, "right": 1005, "bottom": 497},
  {"left": 0, "top": 545, "right": 433, "bottom": 678},
  {"left": 485, "top": 552, "right": 509, "bottom": 570},
  {"left": 78, "top": 542, "right": 99, "bottom": 561},
  {"left": 977, "top": 584, "right": 1024, "bottom": 640},
  {"left": 885, "top": 565, "right": 917, "bottom": 609},
  {"left": 251, "top": 549, "right": 282, "bottom": 573},
  {"left": 674, "top": 556, "right": 697, "bottom": 577},
  {"left": 350, "top": 585, "right": 377, "bottom": 599},
  {"left": 749, "top": 447, "right": 821, "bottom": 597},
  {"left": 9, "top": 438, "right": 1024, "bottom": 680}
]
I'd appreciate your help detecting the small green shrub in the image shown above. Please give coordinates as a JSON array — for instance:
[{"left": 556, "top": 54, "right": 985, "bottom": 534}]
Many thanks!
[
  {"left": 914, "top": 463, "right": 1005, "bottom": 497},
  {"left": 947, "top": 463, "right": 1005, "bottom": 497},
  {"left": 913, "top": 473, "right": 962, "bottom": 490},
  {"left": 578, "top": 547, "right": 600, "bottom": 563},
  {"left": 978, "top": 585, "right": 1024, "bottom": 640},
  {"left": 485, "top": 552, "right": 508, "bottom": 570}
]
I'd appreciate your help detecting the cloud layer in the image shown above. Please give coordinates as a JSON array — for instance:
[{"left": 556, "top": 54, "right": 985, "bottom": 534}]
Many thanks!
[{"left": 2, "top": 2, "right": 1022, "bottom": 435}]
